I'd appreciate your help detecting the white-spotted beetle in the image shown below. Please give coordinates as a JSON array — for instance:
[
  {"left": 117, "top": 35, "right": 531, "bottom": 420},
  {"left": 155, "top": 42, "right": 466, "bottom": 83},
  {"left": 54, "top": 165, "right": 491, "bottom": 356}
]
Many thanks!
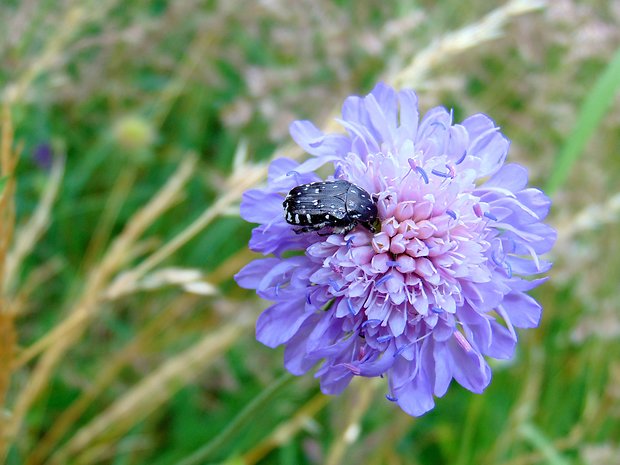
[{"left": 283, "top": 180, "right": 378, "bottom": 234}]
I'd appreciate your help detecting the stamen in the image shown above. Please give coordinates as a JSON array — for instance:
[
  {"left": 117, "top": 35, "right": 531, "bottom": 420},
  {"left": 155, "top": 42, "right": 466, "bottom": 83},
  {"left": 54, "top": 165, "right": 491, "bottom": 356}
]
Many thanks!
[
  {"left": 376, "top": 335, "right": 392, "bottom": 343},
  {"left": 394, "top": 343, "right": 412, "bottom": 357},
  {"left": 306, "top": 291, "right": 312, "bottom": 305},
  {"left": 346, "top": 298, "right": 356, "bottom": 315},
  {"left": 286, "top": 170, "right": 302, "bottom": 185},
  {"left": 361, "top": 319, "right": 382, "bottom": 329},
  {"left": 446, "top": 209, "right": 457, "bottom": 220},
  {"left": 375, "top": 274, "right": 393, "bottom": 286},
  {"left": 483, "top": 211, "right": 498, "bottom": 221},
  {"left": 346, "top": 235, "right": 356, "bottom": 250},
  {"left": 415, "top": 166, "right": 429, "bottom": 184},
  {"left": 445, "top": 163, "right": 456, "bottom": 178},
  {"left": 473, "top": 203, "right": 483, "bottom": 218},
  {"left": 430, "top": 305, "right": 444, "bottom": 313},
  {"left": 334, "top": 164, "right": 345, "bottom": 179},
  {"left": 328, "top": 278, "right": 342, "bottom": 292},
  {"left": 431, "top": 168, "right": 451, "bottom": 178},
  {"left": 504, "top": 261, "right": 513, "bottom": 278},
  {"left": 394, "top": 332, "right": 433, "bottom": 357},
  {"left": 385, "top": 394, "right": 398, "bottom": 402},
  {"left": 454, "top": 331, "right": 473, "bottom": 353},
  {"left": 343, "top": 363, "right": 361, "bottom": 375},
  {"left": 455, "top": 150, "right": 467, "bottom": 165},
  {"left": 386, "top": 260, "right": 400, "bottom": 268},
  {"left": 491, "top": 252, "right": 503, "bottom": 267},
  {"left": 274, "top": 282, "right": 281, "bottom": 297}
]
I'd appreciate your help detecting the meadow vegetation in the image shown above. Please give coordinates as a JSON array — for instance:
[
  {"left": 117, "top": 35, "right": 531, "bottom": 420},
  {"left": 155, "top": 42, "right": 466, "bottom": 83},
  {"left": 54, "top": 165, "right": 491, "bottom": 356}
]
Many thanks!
[{"left": 1, "top": 0, "right": 619, "bottom": 463}]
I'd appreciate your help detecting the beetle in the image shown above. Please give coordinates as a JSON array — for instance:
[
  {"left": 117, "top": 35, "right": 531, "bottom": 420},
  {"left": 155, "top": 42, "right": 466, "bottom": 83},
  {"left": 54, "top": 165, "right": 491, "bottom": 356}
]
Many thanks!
[{"left": 283, "top": 180, "right": 378, "bottom": 234}]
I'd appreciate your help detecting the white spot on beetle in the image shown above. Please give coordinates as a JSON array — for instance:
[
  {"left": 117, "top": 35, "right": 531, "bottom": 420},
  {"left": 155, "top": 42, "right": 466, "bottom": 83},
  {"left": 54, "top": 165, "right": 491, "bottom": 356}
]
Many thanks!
[
  {"left": 314, "top": 188, "right": 320, "bottom": 193},
  {"left": 325, "top": 214, "right": 330, "bottom": 219},
  {"left": 295, "top": 214, "right": 300, "bottom": 223},
  {"left": 306, "top": 213, "right": 311, "bottom": 222}
]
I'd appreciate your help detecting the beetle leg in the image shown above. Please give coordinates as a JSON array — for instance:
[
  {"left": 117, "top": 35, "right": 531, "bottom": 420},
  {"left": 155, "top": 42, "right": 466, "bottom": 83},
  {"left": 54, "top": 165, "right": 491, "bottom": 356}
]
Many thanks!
[
  {"left": 294, "top": 225, "right": 317, "bottom": 234},
  {"left": 339, "top": 223, "right": 357, "bottom": 236}
]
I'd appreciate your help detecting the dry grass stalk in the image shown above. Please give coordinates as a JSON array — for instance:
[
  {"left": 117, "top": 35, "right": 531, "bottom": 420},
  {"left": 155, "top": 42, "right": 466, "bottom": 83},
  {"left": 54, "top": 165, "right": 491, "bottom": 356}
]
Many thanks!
[
  {"left": 1, "top": 2, "right": 559, "bottom": 461},
  {"left": 2, "top": 0, "right": 124, "bottom": 105},
  {"left": 392, "top": 0, "right": 546, "bottom": 89},
  {"left": 9, "top": 258, "right": 63, "bottom": 317},
  {"left": 0, "top": 105, "right": 19, "bottom": 455},
  {"left": 27, "top": 294, "right": 200, "bottom": 465},
  {"left": 324, "top": 378, "right": 380, "bottom": 465},
  {"left": 0, "top": 105, "right": 17, "bottom": 286},
  {"left": 555, "top": 191, "right": 620, "bottom": 246},
  {"left": 109, "top": 160, "right": 270, "bottom": 292},
  {"left": 48, "top": 319, "right": 251, "bottom": 464},
  {"left": 242, "top": 393, "right": 331, "bottom": 465},
  {"left": 81, "top": 167, "right": 138, "bottom": 273},
  {"left": 487, "top": 347, "right": 546, "bottom": 463},
  {"left": 2, "top": 6, "right": 86, "bottom": 104},
  {"left": 4, "top": 155, "right": 198, "bottom": 453},
  {"left": 13, "top": 154, "right": 197, "bottom": 369},
  {"left": 4, "top": 155, "right": 64, "bottom": 293}
]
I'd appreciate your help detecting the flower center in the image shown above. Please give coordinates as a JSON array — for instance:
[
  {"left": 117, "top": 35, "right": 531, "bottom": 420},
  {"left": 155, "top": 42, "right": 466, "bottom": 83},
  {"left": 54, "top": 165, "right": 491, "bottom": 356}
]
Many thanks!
[
  {"left": 307, "top": 188, "right": 494, "bottom": 332},
  {"left": 370, "top": 194, "right": 459, "bottom": 280}
]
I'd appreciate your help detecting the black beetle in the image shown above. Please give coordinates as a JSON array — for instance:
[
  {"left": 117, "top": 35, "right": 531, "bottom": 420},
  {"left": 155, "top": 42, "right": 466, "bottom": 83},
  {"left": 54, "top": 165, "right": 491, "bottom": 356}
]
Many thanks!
[{"left": 283, "top": 180, "right": 378, "bottom": 234}]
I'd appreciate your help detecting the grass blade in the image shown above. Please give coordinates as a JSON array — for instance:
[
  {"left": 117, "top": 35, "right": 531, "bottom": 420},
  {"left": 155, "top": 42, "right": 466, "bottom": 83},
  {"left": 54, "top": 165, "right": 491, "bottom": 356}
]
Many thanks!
[{"left": 546, "top": 46, "right": 620, "bottom": 194}]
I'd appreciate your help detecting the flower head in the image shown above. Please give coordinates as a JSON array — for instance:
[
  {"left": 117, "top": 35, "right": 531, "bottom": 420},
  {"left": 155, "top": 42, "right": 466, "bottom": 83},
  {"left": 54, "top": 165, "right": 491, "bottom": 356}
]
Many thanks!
[{"left": 235, "top": 83, "right": 556, "bottom": 416}]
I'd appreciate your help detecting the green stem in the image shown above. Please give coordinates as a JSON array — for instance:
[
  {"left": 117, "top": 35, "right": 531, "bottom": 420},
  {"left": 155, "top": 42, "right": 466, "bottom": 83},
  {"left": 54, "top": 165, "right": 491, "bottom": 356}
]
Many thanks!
[
  {"left": 546, "top": 46, "right": 620, "bottom": 195},
  {"left": 175, "top": 371, "right": 296, "bottom": 465}
]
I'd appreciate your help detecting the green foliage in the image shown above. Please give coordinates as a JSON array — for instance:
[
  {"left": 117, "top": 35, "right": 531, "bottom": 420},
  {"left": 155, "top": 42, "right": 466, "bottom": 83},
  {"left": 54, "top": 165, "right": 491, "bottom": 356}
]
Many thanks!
[{"left": 1, "top": 1, "right": 620, "bottom": 464}]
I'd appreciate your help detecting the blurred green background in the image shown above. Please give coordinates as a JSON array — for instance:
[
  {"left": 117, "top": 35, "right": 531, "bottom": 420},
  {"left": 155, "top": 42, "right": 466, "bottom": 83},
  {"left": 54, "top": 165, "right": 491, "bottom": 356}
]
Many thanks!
[{"left": 1, "top": 0, "right": 619, "bottom": 464}]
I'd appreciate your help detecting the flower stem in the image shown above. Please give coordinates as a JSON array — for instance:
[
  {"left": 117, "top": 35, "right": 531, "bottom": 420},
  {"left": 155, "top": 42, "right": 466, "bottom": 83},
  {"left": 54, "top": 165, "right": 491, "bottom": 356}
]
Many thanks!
[{"left": 175, "top": 371, "right": 296, "bottom": 465}]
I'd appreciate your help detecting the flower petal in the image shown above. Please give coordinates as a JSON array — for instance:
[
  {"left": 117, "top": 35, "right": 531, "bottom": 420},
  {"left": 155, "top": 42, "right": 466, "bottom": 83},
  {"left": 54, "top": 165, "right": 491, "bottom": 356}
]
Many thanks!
[
  {"left": 256, "top": 300, "right": 314, "bottom": 348},
  {"left": 240, "top": 189, "right": 283, "bottom": 224},
  {"left": 499, "top": 292, "right": 542, "bottom": 328},
  {"left": 234, "top": 258, "right": 280, "bottom": 289},
  {"left": 447, "top": 333, "right": 491, "bottom": 393},
  {"left": 289, "top": 120, "right": 350, "bottom": 158}
]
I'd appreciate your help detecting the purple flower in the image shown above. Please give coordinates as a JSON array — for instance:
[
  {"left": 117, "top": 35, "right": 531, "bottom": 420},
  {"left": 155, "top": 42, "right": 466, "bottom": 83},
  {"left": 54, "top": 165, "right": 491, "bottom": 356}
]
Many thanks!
[
  {"left": 32, "top": 143, "right": 54, "bottom": 170},
  {"left": 235, "top": 83, "right": 556, "bottom": 416}
]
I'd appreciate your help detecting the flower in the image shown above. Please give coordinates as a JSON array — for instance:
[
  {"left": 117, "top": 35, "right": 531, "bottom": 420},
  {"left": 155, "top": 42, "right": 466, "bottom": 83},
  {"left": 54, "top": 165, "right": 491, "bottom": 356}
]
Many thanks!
[
  {"left": 32, "top": 143, "right": 54, "bottom": 170},
  {"left": 235, "top": 83, "right": 556, "bottom": 416}
]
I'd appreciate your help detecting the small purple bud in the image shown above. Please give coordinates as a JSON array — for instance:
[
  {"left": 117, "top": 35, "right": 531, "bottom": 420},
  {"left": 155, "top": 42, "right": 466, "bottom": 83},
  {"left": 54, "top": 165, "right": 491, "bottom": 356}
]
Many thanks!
[{"left": 32, "top": 143, "right": 54, "bottom": 171}]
